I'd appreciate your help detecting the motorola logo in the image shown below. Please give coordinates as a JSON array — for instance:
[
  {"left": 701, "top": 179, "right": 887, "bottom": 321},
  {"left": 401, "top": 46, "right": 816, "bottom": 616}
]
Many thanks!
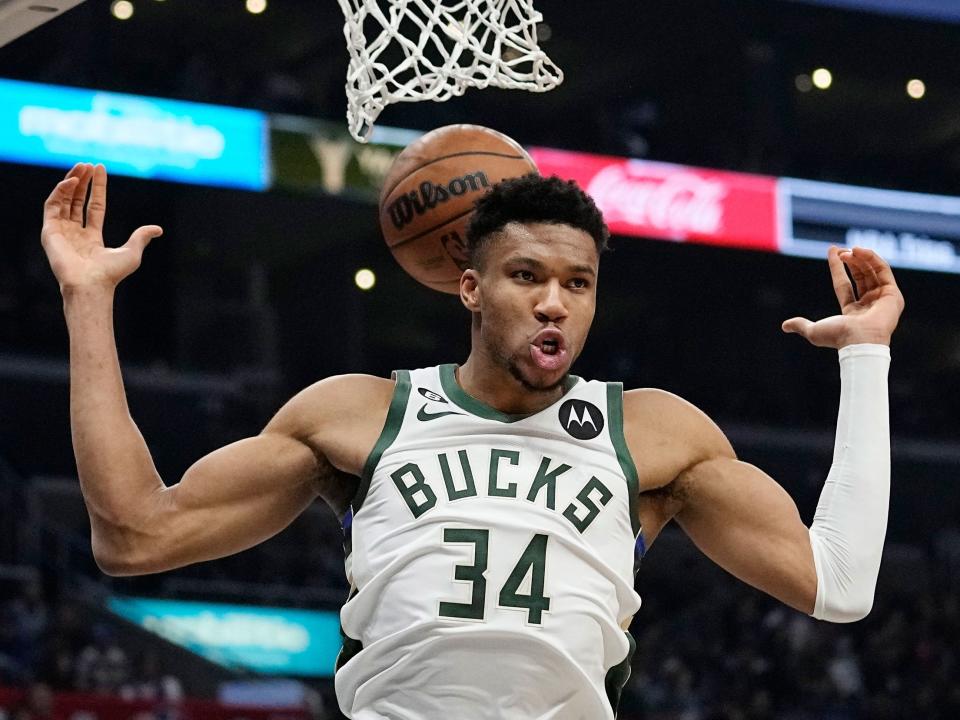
[{"left": 558, "top": 399, "right": 604, "bottom": 440}]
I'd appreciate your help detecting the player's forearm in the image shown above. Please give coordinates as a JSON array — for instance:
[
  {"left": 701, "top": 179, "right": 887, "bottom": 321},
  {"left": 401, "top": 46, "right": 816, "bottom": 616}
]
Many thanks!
[
  {"left": 808, "top": 343, "right": 891, "bottom": 623},
  {"left": 64, "top": 286, "right": 165, "bottom": 562}
]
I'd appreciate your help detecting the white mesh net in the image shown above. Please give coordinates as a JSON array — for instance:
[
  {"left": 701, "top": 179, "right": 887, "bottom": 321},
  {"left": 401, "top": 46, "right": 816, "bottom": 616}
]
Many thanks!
[{"left": 337, "top": 0, "right": 563, "bottom": 142}]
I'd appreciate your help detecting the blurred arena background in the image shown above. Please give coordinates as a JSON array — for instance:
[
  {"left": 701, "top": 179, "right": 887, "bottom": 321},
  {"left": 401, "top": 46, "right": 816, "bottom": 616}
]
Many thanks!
[{"left": 2, "top": 1, "right": 960, "bottom": 718}]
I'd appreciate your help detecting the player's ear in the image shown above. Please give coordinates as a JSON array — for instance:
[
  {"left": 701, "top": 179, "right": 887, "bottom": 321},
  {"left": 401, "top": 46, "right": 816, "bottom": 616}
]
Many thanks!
[{"left": 460, "top": 269, "right": 481, "bottom": 312}]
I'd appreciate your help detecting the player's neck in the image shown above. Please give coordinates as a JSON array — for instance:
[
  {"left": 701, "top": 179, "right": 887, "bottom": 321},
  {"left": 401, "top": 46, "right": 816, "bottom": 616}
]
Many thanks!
[{"left": 456, "top": 353, "right": 566, "bottom": 416}]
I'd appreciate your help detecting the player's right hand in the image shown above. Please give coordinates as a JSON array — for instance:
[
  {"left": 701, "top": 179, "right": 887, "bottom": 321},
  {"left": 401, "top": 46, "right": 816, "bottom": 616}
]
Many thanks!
[{"left": 41, "top": 163, "right": 163, "bottom": 293}]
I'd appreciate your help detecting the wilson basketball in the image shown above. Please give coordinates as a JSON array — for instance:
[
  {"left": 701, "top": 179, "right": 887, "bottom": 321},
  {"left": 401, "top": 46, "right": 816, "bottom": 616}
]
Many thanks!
[{"left": 379, "top": 124, "right": 539, "bottom": 294}]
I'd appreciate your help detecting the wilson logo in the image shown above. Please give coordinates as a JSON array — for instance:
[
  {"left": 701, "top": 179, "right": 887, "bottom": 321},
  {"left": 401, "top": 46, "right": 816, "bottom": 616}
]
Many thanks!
[{"left": 386, "top": 171, "right": 491, "bottom": 231}]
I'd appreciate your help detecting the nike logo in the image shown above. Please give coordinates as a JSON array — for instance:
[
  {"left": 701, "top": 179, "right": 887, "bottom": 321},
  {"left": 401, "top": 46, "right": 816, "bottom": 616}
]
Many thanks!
[{"left": 416, "top": 404, "right": 464, "bottom": 421}]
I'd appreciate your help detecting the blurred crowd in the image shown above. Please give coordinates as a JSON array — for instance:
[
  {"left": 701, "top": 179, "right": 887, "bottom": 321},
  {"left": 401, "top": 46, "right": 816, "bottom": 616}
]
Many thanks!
[
  {"left": 3, "top": 549, "right": 959, "bottom": 720},
  {"left": 620, "top": 581, "right": 960, "bottom": 719},
  {"left": 0, "top": 579, "right": 183, "bottom": 720}
]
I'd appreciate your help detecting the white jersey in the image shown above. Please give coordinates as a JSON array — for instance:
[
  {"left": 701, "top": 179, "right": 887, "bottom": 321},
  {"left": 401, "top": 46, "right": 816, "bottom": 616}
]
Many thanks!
[{"left": 336, "top": 364, "right": 643, "bottom": 719}]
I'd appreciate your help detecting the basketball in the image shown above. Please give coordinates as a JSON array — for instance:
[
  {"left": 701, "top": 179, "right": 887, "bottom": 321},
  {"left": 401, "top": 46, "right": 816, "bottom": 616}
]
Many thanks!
[{"left": 379, "top": 124, "right": 539, "bottom": 294}]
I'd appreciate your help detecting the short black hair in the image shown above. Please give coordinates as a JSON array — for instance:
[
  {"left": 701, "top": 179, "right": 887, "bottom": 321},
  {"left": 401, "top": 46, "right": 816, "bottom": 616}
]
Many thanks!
[{"left": 465, "top": 174, "right": 610, "bottom": 269}]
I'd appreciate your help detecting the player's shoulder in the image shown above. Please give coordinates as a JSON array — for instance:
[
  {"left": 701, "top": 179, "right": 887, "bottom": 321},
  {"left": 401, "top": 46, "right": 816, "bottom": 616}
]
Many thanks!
[
  {"left": 622, "top": 386, "right": 703, "bottom": 423},
  {"left": 297, "top": 372, "right": 396, "bottom": 414},
  {"left": 621, "top": 387, "right": 734, "bottom": 460},
  {"left": 268, "top": 373, "right": 396, "bottom": 439}
]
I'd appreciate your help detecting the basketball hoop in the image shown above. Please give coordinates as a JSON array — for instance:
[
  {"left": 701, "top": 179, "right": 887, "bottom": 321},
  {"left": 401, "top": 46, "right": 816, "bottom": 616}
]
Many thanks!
[{"left": 337, "top": 0, "right": 563, "bottom": 143}]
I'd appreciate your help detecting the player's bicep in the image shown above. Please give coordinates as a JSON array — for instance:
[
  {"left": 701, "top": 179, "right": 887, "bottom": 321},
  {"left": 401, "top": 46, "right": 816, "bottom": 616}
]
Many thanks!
[
  {"left": 142, "top": 431, "right": 321, "bottom": 573},
  {"left": 674, "top": 457, "right": 817, "bottom": 614}
]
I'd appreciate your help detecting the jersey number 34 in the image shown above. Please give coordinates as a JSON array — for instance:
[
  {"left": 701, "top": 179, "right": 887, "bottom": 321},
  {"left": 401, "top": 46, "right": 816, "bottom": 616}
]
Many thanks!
[{"left": 439, "top": 528, "right": 550, "bottom": 625}]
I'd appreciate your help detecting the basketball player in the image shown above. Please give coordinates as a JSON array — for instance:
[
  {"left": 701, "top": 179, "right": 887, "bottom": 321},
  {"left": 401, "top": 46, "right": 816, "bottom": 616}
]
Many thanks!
[{"left": 41, "top": 162, "right": 903, "bottom": 719}]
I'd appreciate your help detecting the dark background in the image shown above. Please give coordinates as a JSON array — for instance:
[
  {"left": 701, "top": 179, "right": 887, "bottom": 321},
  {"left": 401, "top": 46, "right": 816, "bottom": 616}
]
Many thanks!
[{"left": 1, "top": 2, "right": 959, "bottom": 719}]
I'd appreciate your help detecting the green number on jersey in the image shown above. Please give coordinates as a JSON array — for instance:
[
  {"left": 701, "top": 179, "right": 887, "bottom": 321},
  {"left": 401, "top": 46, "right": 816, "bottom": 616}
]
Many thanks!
[
  {"left": 499, "top": 533, "right": 551, "bottom": 624},
  {"left": 439, "top": 529, "right": 552, "bottom": 625},
  {"left": 438, "top": 528, "right": 489, "bottom": 620}
]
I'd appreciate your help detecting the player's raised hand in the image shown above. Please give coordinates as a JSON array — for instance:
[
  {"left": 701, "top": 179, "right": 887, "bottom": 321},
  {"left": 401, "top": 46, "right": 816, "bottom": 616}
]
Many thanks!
[
  {"left": 781, "top": 246, "right": 905, "bottom": 348},
  {"left": 41, "top": 163, "right": 163, "bottom": 293}
]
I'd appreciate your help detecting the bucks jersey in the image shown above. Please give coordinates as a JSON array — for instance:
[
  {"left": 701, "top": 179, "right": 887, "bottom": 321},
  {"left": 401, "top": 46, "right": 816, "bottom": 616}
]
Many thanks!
[{"left": 336, "top": 364, "right": 643, "bottom": 720}]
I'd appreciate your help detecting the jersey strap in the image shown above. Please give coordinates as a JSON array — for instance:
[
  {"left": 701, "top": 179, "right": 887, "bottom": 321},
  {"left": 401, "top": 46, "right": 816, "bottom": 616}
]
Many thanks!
[
  {"left": 352, "top": 369, "right": 412, "bottom": 512},
  {"left": 606, "top": 382, "right": 641, "bottom": 537}
]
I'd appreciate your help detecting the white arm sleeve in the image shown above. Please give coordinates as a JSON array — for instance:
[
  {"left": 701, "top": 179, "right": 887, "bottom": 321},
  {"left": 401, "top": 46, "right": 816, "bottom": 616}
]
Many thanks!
[{"left": 808, "top": 343, "right": 891, "bottom": 623}]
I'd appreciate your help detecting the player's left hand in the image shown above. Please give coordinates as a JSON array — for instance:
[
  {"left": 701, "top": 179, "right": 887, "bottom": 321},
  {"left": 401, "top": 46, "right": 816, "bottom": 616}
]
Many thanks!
[{"left": 781, "top": 246, "right": 905, "bottom": 348}]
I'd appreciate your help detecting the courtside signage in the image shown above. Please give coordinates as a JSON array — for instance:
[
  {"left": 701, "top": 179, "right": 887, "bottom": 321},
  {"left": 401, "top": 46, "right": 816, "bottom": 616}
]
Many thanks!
[
  {"left": 530, "top": 147, "right": 779, "bottom": 251},
  {"left": 0, "top": 78, "right": 268, "bottom": 190},
  {"left": 780, "top": 178, "right": 960, "bottom": 273},
  {"left": 108, "top": 596, "right": 340, "bottom": 676}
]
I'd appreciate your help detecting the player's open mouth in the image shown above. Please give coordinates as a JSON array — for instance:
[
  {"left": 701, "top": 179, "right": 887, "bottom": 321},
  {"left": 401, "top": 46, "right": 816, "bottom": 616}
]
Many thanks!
[{"left": 530, "top": 329, "right": 567, "bottom": 371}]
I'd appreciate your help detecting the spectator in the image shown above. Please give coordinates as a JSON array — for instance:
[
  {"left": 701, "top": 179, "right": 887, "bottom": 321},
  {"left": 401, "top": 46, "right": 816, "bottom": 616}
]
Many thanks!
[
  {"left": 11, "top": 682, "right": 62, "bottom": 720},
  {"left": 119, "top": 650, "right": 183, "bottom": 705},
  {"left": 0, "top": 579, "right": 48, "bottom": 684},
  {"left": 74, "top": 626, "right": 128, "bottom": 695}
]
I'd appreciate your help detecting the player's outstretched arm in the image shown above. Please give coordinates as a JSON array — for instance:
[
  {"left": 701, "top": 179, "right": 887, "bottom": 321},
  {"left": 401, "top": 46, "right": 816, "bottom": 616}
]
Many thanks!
[
  {"left": 96, "top": 375, "right": 391, "bottom": 576},
  {"left": 627, "top": 393, "right": 820, "bottom": 615},
  {"left": 41, "top": 164, "right": 390, "bottom": 576},
  {"left": 630, "top": 246, "right": 904, "bottom": 622}
]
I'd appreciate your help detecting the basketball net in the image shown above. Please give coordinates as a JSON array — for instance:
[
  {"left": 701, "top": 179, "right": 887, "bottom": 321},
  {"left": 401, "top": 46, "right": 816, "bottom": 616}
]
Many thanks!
[{"left": 338, "top": 0, "right": 563, "bottom": 142}]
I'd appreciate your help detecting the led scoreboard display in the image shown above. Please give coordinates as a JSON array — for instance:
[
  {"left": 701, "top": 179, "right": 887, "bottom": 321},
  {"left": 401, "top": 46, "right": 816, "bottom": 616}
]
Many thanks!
[
  {"left": 535, "top": 146, "right": 960, "bottom": 275},
  {"left": 785, "top": 0, "right": 960, "bottom": 23},
  {"left": 3, "top": 77, "right": 960, "bottom": 274},
  {"left": 0, "top": 78, "right": 268, "bottom": 190},
  {"left": 781, "top": 179, "right": 960, "bottom": 273},
  {"left": 108, "top": 595, "right": 341, "bottom": 677}
]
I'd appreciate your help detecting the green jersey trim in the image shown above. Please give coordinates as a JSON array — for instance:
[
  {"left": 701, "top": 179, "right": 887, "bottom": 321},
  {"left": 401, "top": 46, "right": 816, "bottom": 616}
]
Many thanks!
[
  {"left": 605, "top": 631, "right": 636, "bottom": 716},
  {"left": 353, "top": 369, "right": 412, "bottom": 512},
  {"left": 439, "top": 363, "right": 580, "bottom": 423},
  {"left": 607, "top": 382, "right": 641, "bottom": 537}
]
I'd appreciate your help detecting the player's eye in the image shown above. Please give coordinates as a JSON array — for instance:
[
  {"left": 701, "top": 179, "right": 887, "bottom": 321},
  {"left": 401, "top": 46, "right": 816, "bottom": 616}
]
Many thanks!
[
  {"left": 568, "top": 277, "right": 589, "bottom": 289},
  {"left": 513, "top": 270, "right": 536, "bottom": 282}
]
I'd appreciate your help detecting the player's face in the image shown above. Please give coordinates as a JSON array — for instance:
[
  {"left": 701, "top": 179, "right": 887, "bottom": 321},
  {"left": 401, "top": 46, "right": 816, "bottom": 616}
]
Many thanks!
[{"left": 473, "top": 221, "right": 599, "bottom": 392}]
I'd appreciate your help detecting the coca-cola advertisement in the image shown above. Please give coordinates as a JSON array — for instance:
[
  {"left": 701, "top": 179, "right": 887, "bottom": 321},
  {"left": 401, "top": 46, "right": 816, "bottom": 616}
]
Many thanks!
[{"left": 529, "top": 148, "right": 780, "bottom": 252}]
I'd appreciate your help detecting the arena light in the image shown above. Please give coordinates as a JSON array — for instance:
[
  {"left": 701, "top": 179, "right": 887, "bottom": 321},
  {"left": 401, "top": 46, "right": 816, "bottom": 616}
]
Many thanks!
[
  {"left": 110, "top": 0, "right": 133, "bottom": 20},
  {"left": 354, "top": 268, "right": 376, "bottom": 290},
  {"left": 907, "top": 79, "right": 926, "bottom": 99},
  {"left": 246, "top": 0, "right": 266, "bottom": 14},
  {"left": 812, "top": 68, "right": 833, "bottom": 90}
]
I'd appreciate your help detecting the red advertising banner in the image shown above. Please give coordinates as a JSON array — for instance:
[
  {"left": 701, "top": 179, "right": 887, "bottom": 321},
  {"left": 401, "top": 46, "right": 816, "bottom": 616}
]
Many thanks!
[{"left": 529, "top": 148, "right": 780, "bottom": 252}]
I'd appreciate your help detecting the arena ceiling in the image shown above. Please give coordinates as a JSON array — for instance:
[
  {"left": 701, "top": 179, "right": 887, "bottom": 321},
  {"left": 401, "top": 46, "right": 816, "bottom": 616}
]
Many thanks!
[{"left": 2, "top": 0, "right": 960, "bottom": 195}]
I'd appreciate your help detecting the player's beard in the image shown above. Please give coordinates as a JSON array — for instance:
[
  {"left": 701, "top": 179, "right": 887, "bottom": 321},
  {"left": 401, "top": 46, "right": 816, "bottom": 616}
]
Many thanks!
[{"left": 499, "top": 345, "right": 569, "bottom": 394}]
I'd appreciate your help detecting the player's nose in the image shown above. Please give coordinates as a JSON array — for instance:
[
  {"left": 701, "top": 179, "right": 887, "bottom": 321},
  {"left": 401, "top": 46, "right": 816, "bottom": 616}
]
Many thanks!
[{"left": 534, "top": 279, "right": 568, "bottom": 323}]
